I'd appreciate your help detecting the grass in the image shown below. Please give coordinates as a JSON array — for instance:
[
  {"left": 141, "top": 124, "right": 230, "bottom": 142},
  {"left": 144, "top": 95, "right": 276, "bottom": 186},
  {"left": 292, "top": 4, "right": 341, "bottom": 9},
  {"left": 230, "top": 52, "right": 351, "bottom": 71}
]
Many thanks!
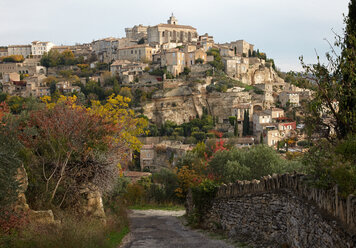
[
  {"left": 105, "top": 225, "right": 129, "bottom": 248},
  {"left": 128, "top": 204, "right": 185, "bottom": 211}
]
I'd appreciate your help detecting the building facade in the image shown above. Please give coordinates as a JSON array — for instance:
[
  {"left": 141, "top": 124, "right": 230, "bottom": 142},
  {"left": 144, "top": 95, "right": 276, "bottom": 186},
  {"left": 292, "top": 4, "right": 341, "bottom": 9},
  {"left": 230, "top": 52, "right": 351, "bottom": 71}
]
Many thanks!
[
  {"left": 31, "top": 41, "right": 55, "bottom": 56},
  {"left": 147, "top": 15, "right": 198, "bottom": 45},
  {"left": 118, "top": 45, "right": 154, "bottom": 62}
]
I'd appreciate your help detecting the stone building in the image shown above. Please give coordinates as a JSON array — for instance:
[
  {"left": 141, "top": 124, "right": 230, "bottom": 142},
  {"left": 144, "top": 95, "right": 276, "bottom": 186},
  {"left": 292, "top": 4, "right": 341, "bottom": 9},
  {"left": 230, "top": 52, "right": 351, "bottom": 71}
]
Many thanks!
[
  {"left": 279, "top": 91, "right": 300, "bottom": 107},
  {"left": 253, "top": 111, "right": 272, "bottom": 135},
  {"left": 227, "top": 40, "right": 254, "bottom": 56},
  {"left": 0, "top": 62, "right": 46, "bottom": 76},
  {"left": 118, "top": 44, "right": 154, "bottom": 62},
  {"left": 160, "top": 48, "right": 186, "bottom": 76},
  {"left": 140, "top": 141, "right": 193, "bottom": 172},
  {"left": 147, "top": 14, "right": 198, "bottom": 45},
  {"left": 197, "top": 33, "right": 214, "bottom": 51},
  {"left": 265, "top": 107, "right": 284, "bottom": 119},
  {"left": 263, "top": 129, "right": 281, "bottom": 146},
  {"left": 0, "top": 47, "right": 8, "bottom": 57},
  {"left": 92, "top": 37, "right": 120, "bottom": 62},
  {"left": 185, "top": 48, "right": 207, "bottom": 68},
  {"left": 110, "top": 60, "right": 147, "bottom": 83},
  {"left": 8, "top": 45, "right": 32, "bottom": 58},
  {"left": 31, "top": 41, "right": 55, "bottom": 56},
  {"left": 223, "top": 56, "right": 249, "bottom": 77},
  {"left": 125, "top": 24, "right": 148, "bottom": 41}
]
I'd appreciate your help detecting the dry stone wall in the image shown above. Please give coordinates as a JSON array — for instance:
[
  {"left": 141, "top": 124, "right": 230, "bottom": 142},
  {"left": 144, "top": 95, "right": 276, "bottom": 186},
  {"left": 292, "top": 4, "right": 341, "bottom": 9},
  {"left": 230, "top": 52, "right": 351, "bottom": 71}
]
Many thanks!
[{"left": 188, "top": 173, "right": 356, "bottom": 248}]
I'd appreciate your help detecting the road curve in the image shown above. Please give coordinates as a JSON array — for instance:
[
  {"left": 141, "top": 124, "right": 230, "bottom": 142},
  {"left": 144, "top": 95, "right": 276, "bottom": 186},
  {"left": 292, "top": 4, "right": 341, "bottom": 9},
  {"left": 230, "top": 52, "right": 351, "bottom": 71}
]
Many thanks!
[{"left": 121, "top": 209, "right": 234, "bottom": 248}]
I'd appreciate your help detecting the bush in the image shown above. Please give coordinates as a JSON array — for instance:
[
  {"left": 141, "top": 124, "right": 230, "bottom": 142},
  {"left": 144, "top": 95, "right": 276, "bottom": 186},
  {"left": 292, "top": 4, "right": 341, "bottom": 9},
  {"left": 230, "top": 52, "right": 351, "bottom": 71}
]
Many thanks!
[
  {"left": 190, "top": 179, "right": 220, "bottom": 225},
  {"left": 0, "top": 111, "right": 22, "bottom": 213}
]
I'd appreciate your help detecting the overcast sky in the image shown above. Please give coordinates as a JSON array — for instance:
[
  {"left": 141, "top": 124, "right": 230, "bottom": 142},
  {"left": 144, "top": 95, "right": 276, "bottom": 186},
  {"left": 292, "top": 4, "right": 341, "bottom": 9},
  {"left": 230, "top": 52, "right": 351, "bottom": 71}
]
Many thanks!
[{"left": 0, "top": 0, "right": 350, "bottom": 71}]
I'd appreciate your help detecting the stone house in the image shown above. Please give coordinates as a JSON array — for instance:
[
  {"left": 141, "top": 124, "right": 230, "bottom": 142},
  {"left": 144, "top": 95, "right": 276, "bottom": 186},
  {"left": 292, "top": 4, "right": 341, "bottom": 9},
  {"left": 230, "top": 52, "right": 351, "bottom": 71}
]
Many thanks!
[
  {"left": 31, "top": 41, "right": 55, "bottom": 56},
  {"left": 253, "top": 111, "right": 272, "bottom": 135},
  {"left": 1, "top": 72, "right": 20, "bottom": 82},
  {"left": 279, "top": 91, "right": 300, "bottom": 107},
  {"left": 219, "top": 46, "right": 234, "bottom": 57},
  {"left": 147, "top": 14, "right": 198, "bottom": 45},
  {"left": 8, "top": 45, "right": 31, "bottom": 58},
  {"left": 0, "top": 47, "right": 8, "bottom": 57},
  {"left": 226, "top": 40, "right": 254, "bottom": 56},
  {"left": 263, "top": 129, "right": 281, "bottom": 147},
  {"left": 222, "top": 56, "right": 249, "bottom": 77},
  {"left": 118, "top": 44, "right": 154, "bottom": 62},
  {"left": 265, "top": 107, "right": 284, "bottom": 119},
  {"left": 110, "top": 60, "right": 132, "bottom": 75},
  {"left": 125, "top": 24, "right": 148, "bottom": 41},
  {"left": 276, "top": 118, "right": 296, "bottom": 138},
  {"left": 2, "top": 80, "right": 27, "bottom": 97},
  {"left": 56, "top": 81, "right": 81, "bottom": 94},
  {"left": 197, "top": 33, "right": 214, "bottom": 51},
  {"left": 185, "top": 48, "right": 207, "bottom": 68},
  {"left": 140, "top": 141, "right": 192, "bottom": 172},
  {"left": 0, "top": 61, "right": 46, "bottom": 76},
  {"left": 161, "top": 48, "right": 185, "bottom": 76}
]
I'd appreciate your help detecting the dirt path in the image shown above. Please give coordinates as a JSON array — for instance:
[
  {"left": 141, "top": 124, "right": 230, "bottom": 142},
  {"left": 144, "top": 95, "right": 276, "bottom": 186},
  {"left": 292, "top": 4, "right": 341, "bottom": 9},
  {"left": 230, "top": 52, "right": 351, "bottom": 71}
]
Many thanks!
[{"left": 121, "top": 209, "right": 234, "bottom": 248}]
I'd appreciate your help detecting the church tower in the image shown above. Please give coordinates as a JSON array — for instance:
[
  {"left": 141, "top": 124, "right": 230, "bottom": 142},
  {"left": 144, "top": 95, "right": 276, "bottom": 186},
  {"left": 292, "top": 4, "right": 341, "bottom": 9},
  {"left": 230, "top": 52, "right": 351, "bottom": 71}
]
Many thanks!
[{"left": 167, "top": 13, "right": 178, "bottom": 25}]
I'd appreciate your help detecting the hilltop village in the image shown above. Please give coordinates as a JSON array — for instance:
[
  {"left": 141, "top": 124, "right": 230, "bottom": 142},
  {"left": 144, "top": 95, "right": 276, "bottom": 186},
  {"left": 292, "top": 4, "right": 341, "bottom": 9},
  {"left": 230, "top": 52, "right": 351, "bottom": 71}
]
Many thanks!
[{"left": 0, "top": 15, "right": 314, "bottom": 172}]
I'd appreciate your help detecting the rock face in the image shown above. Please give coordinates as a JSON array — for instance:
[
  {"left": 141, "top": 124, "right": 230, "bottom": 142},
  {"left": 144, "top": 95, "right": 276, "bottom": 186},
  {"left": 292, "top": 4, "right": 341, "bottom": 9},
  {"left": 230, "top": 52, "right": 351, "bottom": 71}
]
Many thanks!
[
  {"left": 79, "top": 185, "right": 106, "bottom": 224},
  {"left": 15, "top": 165, "right": 57, "bottom": 225},
  {"left": 144, "top": 85, "right": 251, "bottom": 126},
  {"left": 239, "top": 63, "right": 285, "bottom": 86},
  {"left": 187, "top": 174, "right": 356, "bottom": 248}
]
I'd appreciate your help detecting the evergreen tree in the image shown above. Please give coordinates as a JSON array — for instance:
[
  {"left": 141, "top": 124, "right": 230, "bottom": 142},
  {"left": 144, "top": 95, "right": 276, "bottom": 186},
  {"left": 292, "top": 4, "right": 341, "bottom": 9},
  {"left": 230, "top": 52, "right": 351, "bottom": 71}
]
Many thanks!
[
  {"left": 234, "top": 120, "right": 239, "bottom": 137},
  {"left": 243, "top": 111, "right": 250, "bottom": 136}
]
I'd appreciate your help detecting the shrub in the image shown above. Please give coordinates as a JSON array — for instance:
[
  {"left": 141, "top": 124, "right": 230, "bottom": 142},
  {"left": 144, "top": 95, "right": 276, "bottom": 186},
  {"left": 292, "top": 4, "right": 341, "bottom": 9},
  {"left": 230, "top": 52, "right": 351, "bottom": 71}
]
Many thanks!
[
  {"left": 190, "top": 179, "right": 220, "bottom": 225},
  {"left": 0, "top": 107, "right": 22, "bottom": 213}
]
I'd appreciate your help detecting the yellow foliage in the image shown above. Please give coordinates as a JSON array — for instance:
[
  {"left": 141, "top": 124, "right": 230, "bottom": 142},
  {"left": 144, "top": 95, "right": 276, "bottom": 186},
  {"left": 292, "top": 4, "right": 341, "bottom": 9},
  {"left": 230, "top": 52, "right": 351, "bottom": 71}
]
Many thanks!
[
  {"left": 41, "top": 94, "right": 148, "bottom": 153},
  {"left": 175, "top": 166, "right": 202, "bottom": 198}
]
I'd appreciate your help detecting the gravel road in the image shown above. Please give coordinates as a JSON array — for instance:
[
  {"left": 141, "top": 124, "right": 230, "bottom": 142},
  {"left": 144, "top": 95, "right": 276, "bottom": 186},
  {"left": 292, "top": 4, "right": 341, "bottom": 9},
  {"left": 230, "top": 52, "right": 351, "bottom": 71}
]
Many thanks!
[{"left": 121, "top": 209, "right": 234, "bottom": 248}]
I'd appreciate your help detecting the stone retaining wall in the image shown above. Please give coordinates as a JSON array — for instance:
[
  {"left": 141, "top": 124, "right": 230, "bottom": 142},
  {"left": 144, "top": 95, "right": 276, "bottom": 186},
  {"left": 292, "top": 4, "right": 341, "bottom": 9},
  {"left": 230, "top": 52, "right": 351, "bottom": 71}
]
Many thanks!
[{"left": 188, "top": 173, "right": 356, "bottom": 248}]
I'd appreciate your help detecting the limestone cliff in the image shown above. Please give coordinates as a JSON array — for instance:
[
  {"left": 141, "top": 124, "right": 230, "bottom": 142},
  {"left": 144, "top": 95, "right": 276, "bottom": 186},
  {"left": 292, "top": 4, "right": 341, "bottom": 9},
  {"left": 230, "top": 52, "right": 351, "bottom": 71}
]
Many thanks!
[
  {"left": 240, "top": 64, "right": 284, "bottom": 85},
  {"left": 143, "top": 85, "right": 252, "bottom": 126}
]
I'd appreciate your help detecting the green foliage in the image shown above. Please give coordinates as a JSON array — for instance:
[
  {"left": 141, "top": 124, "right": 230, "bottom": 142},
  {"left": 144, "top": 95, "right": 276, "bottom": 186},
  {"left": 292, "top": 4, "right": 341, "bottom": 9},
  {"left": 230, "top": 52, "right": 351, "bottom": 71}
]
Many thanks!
[
  {"left": 207, "top": 48, "right": 224, "bottom": 71},
  {"left": 190, "top": 179, "right": 220, "bottom": 225},
  {"left": 303, "top": 137, "right": 356, "bottom": 197},
  {"left": 41, "top": 50, "right": 80, "bottom": 68},
  {"left": 242, "top": 110, "right": 250, "bottom": 136},
  {"left": 283, "top": 71, "right": 316, "bottom": 90},
  {"left": 138, "top": 38, "right": 145, "bottom": 44},
  {"left": 299, "top": 0, "right": 356, "bottom": 198},
  {"left": 228, "top": 116, "right": 236, "bottom": 126},
  {"left": 0, "top": 116, "right": 22, "bottom": 212},
  {"left": 195, "top": 58, "right": 204, "bottom": 64},
  {"left": 1, "top": 55, "right": 24, "bottom": 63},
  {"left": 207, "top": 145, "right": 306, "bottom": 183},
  {"left": 191, "top": 131, "right": 206, "bottom": 142}
]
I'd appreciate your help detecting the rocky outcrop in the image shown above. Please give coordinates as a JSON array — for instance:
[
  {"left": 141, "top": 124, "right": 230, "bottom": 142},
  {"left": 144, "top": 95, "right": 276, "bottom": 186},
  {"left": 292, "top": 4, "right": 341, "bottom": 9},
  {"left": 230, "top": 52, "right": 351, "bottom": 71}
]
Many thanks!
[
  {"left": 144, "top": 86, "right": 251, "bottom": 126},
  {"left": 15, "top": 165, "right": 58, "bottom": 225},
  {"left": 240, "top": 65, "right": 284, "bottom": 85},
  {"left": 79, "top": 184, "right": 106, "bottom": 224},
  {"left": 187, "top": 173, "right": 356, "bottom": 248}
]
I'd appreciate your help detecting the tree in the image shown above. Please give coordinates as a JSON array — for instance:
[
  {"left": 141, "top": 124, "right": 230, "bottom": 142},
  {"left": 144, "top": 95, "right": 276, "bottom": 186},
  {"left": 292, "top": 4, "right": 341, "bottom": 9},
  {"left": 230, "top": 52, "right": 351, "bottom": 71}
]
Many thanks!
[
  {"left": 243, "top": 110, "right": 250, "bottom": 136},
  {"left": 301, "top": 0, "right": 356, "bottom": 197},
  {"left": 21, "top": 95, "right": 148, "bottom": 208},
  {"left": 234, "top": 120, "right": 239, "bottom": 137},
  {"left": 0, "top": 104, "right": 21, "bottom": 211},
  {"left": 302, "top": 0, "right": 356, "bottom": 141},
  {"left": 119, "top": 87, "right": 133, "bottom": 99}
]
